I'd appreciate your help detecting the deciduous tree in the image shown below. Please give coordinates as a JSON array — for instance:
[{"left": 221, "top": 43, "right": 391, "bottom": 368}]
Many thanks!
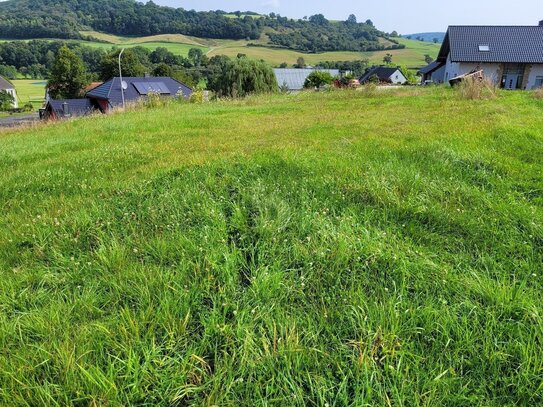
[
  {"left": 47, "top": 46, "right": 89, "bottom": 99},
  {"left": 99, "top": 49, "right": 146, "bottom": 81},
  {"left": 0, "top": 90, "right": 14, "bottom": 111},
  {"left": 304, "top": 71, "right": 334, "bottom": 89}
]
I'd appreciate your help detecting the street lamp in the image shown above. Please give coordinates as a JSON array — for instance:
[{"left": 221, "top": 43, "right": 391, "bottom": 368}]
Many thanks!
[{"left": 118, "top": 48, "right": 125, "bottom": 109}]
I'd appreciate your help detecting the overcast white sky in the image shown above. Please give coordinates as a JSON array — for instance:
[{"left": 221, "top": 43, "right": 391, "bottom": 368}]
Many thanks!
[{"left": 155, "top": 0, "right": 542, "bottom": 34}]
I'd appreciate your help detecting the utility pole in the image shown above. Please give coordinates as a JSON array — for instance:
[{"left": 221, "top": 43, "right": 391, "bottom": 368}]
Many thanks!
[{"left": 119, "top": 48, "right": 125, "bottom": 109}]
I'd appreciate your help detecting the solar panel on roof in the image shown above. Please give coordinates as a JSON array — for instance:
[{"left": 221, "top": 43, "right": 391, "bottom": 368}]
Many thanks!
[{"left": 133, "top": 82, "right": 171, "bottom": 95}]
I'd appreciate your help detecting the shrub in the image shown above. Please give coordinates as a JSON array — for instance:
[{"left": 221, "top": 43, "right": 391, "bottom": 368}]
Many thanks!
[
  {"left": 399, "top": 65, "right": 418, "bottom": 85},
  {"left": 213, "top": 58, "right": 277, "bottom": 98},
  {"left": 304, "top": 71, "right": 334, "bottom": 89},
  {"left": 23, "top": 102, "right": 34, "bottom": 112},
  {"left": 368, "top": 74, "right": 380, "bottom": 84},
  {"left": 142, "top": 91, "right": 168, "bottom": 109},
  {"left": 533, "top": 87, "right": 543, "bottom": 99},
  {"left": 457, "top": 76, "right": 497, "bottom": 100},
  {"left": 189, "top": 90, "right": 206, "bottom": 104},
  {"left": 0, "top": 90, "right": 15, "bottom": 111}
]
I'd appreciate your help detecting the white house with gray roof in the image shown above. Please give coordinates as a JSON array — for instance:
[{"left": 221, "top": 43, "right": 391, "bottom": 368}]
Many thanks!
[
  {"left": 0, "top": 75, "right": 18, "bottom": 108},
  {"left": 422, "top": 21, "right": 543, "bottom": 89}
]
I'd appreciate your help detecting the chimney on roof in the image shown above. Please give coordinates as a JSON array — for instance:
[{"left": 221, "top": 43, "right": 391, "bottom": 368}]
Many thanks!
[
  {"left": 540, "top": 20, "right": 543, "bottom": 26},
  {"left": 62, "top": 102, "right": 69, "bottom": 117},
  {"left": 144, "top": 72, "right": 150, "bottom": 78}
]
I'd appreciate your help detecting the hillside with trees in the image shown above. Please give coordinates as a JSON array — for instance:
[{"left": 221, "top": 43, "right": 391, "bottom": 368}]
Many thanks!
[{"left": 0, "top": 0, "right": 401, "bottom": 53}]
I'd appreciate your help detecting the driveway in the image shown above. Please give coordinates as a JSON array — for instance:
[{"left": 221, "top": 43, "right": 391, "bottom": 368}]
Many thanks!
[{"left": 0, "top": 113, "right": 39, "bottom": 128}]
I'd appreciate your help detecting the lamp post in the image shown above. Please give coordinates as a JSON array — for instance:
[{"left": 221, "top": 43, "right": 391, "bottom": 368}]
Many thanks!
[{"left": 118, "top": 48, "right": 125, "bottom": 109}]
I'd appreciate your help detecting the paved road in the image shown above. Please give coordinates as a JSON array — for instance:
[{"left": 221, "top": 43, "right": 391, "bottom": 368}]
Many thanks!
[{"left": 0, "top": 113, "right": 39, "bottom": 128}]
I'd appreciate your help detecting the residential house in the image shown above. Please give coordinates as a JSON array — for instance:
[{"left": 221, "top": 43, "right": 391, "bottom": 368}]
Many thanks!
[
  {"left": 0, "top": 75, "right": 18, "bottom": 108},
  {"left": 421, "top": 22, "right": 543, "bottom": 89},
  {"left": 41, "top": 99, "right": 97, "bottom": 120},
  {"left": 359, "top": 67, "right": 407, "bottom": 85},
  {"left": 418, "top": 61, "right": 446, "bottom": 84},
  {"left": 86, "top": 76, "right": 192, "bottom": 112},
  {"left": 273, "top": 68, "right": 343, "bottom": 91},
  {"left": 43, "top": 76, "right": 193, "bottom": 120}
]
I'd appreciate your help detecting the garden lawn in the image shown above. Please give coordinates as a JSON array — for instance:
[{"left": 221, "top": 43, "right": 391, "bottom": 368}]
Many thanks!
[{"left": 0, "top": 88, "right": 542, "bottom": 405}]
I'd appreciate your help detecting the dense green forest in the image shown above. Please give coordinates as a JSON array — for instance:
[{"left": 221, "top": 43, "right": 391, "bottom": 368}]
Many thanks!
[
  {"left": 0, "top": 0, "right": 401, "bottom": 53},
  {"left": 0, "top": 0, "right": 259, "bottom": 40}
]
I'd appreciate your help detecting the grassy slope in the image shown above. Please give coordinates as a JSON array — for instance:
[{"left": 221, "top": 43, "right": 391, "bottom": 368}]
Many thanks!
[
  {"left": 11, "top": 79, "right": 46, "bottom": 104},
  {"left": 1, "top": 89, "right": 541, "bottom": 405},
  {"left": 2, "top": 33, "right": 440, "bottom": 67},
  {"left": 207, "top": 37, "right": 440, "bottom": 67}
]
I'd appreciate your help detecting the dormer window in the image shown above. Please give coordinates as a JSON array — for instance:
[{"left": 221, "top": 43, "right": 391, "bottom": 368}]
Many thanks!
[{"left": 478, "top": 45, "right": 490, "bottom": 52}]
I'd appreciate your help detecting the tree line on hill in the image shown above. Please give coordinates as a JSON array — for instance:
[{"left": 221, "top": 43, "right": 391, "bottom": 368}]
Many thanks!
[
  {"left": 0, "top": 0, "right": 401, "bottom": 53},
  {"left": 264, "top": 14, "right": 405, "bottom": 53}
]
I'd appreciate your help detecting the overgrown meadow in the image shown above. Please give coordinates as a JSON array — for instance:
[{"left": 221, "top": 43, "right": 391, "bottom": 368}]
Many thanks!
[{"left": 0, "top": 88, "right": 542, "bottom": 405}]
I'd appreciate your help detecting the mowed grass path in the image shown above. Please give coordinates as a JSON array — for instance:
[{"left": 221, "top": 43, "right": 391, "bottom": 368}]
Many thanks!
[{"left": 0, "top": 89, "right": 542, "bottom": 405}]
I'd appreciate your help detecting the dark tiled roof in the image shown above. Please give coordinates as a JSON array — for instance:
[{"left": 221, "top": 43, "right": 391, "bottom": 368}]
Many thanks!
[
  {"left": 418, "top": 61, "right": 444, "bottom": 74},
  {"left": 439, "top": 25, "right": 543, "bottom": 63},
  {"left": 86, "top": 76, "right": 193, "bottom": 106},
  {"left": 48, "top": 99, "right": 95, "bottom": 118},
  {"left": 359, "top": 66, "right": 401, "bottom": 83},
  {"left": 0, "top": 75, "right": 14, "bottom": 90}
]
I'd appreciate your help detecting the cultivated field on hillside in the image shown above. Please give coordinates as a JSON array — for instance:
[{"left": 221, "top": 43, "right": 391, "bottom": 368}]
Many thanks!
[
  {"left": 1, "top": 88, "right": 541, "bottom": 405},
  {"left": 1, "top": 34, "right": 440, "bottom": 67}
]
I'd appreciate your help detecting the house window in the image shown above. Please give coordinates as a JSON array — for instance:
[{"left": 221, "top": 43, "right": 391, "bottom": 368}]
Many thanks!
[
  {"left": 503, "top": 64, "right": 525, "bottom": 75},
  {"left": 478, "top": 45, "right": 490, "bottom": 52},
  {"left": 535, "top": 76, "right": 543, "bottom": 88}
]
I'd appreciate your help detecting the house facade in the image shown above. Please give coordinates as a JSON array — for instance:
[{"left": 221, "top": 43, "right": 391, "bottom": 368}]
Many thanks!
[
  {"left": 0, "top": 75, "right": 18, "bottom": 108},
  {"left": 359, "top": 67, "right": 407, "bottom": 85},
  {"left": 418, "top": 61, "right": 446, "bottom": 84},
  {"left": 425, "top": 22, "right": 543, "bottom": 89}
]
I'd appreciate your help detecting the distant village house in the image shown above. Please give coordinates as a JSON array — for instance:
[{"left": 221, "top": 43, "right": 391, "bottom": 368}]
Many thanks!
[
  {"left": 359, "top": 67, "right": 407, "bottom": 85},
  {"left": 0, "top": 75, "right": 18, "bottom": 108}
]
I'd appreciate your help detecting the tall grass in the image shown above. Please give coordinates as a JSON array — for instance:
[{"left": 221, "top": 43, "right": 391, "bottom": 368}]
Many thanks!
[
  {"left": 533, "top": 87, "right": 543, "bottom": 99},
  {"left": 0, "top": 88, "right": 542, "bottom": 405},
  {"left": 456, "top": 76, "right": 498, "bottom": 100}
]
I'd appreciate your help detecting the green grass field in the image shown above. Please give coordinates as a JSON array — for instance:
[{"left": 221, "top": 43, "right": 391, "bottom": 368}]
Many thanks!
[
  {"left": 2, "top": 33, "right": 440, "bottom": 67},
  {"left": 0, "top": 79, "right": 45, "bottom": 116},
  {"left": 2, "top": 88, "right": 541, "bottom": 405},
  {"left": 11, "top": 79, "right": 46, "bottom": 106},
  {"left": 207, "top": 41, "right": 438, "bottom": 68}
]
